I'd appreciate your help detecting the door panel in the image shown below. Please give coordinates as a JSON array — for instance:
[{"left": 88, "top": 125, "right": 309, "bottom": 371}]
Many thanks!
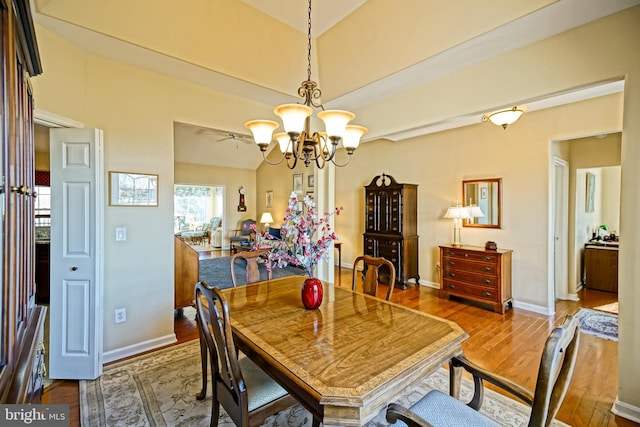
[{"left": 49, "top": 128, "right": 103, "bottom": 380}]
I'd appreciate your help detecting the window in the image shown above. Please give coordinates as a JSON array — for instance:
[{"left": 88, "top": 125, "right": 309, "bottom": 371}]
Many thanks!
[
  {"left": 174, "top": 185, "right": 223, "bottom": 232},
  {"left": 35, "top": 185, "right": 51, "bottom": 225}
]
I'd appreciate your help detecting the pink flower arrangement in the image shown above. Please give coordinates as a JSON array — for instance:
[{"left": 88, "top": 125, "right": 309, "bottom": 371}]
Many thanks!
[{"left": 253, "top": 192, "right": 342, "bottom": 277}]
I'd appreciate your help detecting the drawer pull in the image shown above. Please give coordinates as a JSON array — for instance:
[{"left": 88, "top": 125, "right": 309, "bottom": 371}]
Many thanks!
[
  {"left": 482, "top": 266, "right": 491, "bottom": 272},
  {"left": 37, "top": 341, "right": 46, "bottom": 356},
  {"left": 464, "top": 254, "right": 469, "bottom": 258},
  {"left": 448, "top": 284, "right": 455, "bottom": 289},
  {"left": 447, "top": 250, "right": 455, "bottom": 256},
  {"left": 447, "top": 261, "right": 455, "bottom": 266},
  {"left": 482, "top": 291, "right": 491, "bottom": 297},
  {"left": 448, "top": 272, "right": 455, "bottom": 278},
  {"left": 482, "top": 256, "right": 492, "bottom": 261},
  {"left": 482, "top": 279, "right": 491, "bottom": 285}
]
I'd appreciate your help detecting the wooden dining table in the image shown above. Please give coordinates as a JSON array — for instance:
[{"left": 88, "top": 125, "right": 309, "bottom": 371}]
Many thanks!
[{"left": 200, "top": 275, "right": 468, "bottom": 426}]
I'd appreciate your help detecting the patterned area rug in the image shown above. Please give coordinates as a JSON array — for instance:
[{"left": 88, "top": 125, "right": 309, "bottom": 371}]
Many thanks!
[
  {"left": 79, "top": 340, "right": 569, "bottom": 426},
  {"left": 575, "top": 308, "right": 618, "bottom": 341},
  {"left": 199, "top": 256, "right": 304, "bottom": 289}
]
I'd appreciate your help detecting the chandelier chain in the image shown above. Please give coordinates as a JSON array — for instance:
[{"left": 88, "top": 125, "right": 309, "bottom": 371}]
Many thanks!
[{"left": 307, "top": 0, "right": 312, "bottom": 82}]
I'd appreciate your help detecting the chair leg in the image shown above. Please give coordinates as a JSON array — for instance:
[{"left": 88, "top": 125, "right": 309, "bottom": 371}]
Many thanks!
[
  {"left": 210, "top": 400, "right": 220, "bottom": 427},
  {"left": 196, "top": 318, "right": 208, "bottom": 400}
]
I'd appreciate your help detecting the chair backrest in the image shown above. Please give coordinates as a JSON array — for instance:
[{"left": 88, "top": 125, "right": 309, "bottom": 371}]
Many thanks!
[
  {"left": 230, "top": 249, "right": 271, "bottom": 287},
  {"left": 210, "top": 216, "right": 222, "bottom": 229},
  {"left": 529, "top": 314, "right": 580, "bottom": 427},
  {"left": 352, "top": 255, "right": 395, "bottom": 301},
  {"left": 239, "top": 219, "right": 255, "bottom": 236},
  {"left": 194, "top": 281, "right": 249, "bottom": 426}
]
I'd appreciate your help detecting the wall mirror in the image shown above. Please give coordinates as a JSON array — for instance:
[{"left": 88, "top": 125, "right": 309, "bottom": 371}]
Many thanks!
[{"left": 462, "top": 178, "right": 502, "bottom": 228}]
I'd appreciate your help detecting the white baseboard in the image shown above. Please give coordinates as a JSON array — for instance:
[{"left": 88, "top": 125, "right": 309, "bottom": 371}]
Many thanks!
[
  {"left": 512, "top": 300, "right": 554, "bottom": 316},
  {"left": 612, "top": 397, "right": 640, "bottom": 423},
  {"left": 102, "top": 334, "right": 177, "bottom": 364},
  {"left": 418, "top": 280, "right": 440, "bottom": 289}
]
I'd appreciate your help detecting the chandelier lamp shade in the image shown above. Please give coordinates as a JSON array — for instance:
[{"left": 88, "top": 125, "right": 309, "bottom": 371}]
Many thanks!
[
  {"left": 244, "top": 0, "right": 367, "bottom": 169},
  {"left": 482, "top": 105, "right": 527, "bottom": 129}
]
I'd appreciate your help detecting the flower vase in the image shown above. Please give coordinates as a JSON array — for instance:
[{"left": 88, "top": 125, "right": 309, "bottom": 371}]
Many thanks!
[{"left": 301, "top": 277, "right": 323, "bottom": 310}]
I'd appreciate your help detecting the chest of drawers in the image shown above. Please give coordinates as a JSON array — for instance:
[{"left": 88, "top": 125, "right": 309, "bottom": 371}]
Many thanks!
[{"left": 439, "top": 245, "right": 513, "bottom": 314}]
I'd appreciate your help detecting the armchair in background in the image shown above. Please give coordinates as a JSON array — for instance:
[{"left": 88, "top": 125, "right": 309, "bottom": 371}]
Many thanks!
[{"left": 230, "top": 219, "right": 256, "bottom": 251}]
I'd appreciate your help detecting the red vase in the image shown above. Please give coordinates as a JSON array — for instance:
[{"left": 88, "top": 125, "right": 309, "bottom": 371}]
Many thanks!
[{"left": 301, "top": 277, "right": 323, "bottom": 310}]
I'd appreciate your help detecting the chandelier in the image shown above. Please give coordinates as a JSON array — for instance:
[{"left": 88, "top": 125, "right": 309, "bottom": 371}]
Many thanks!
[
  {"left": 244, "top": 0, "right": 367, "bottom": 169},
  {"left": 482, "top": 106, "right": 527, "bottom": 130}
]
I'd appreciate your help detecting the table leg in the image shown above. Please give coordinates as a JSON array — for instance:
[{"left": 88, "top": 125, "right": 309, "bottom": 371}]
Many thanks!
[{"left": 449, "top": 358, "right": 462, "bottom": 399}]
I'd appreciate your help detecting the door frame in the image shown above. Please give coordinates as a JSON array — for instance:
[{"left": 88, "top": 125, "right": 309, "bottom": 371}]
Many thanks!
[{"left": 551, "top": 157, "right": 570, "bottom": 305}]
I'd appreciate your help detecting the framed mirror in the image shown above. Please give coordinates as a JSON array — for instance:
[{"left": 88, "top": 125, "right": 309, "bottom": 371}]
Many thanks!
[{"left": 462, "top": 178, "right": 501, "bottom": 228}]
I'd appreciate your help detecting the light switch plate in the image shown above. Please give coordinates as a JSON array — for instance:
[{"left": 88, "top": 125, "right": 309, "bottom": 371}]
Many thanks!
[{"left": 115, "top": 227, "right": 127, "bottom": 241}]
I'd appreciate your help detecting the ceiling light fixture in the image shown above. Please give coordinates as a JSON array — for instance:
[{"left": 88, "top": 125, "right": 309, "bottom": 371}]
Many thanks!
[
  {"left": 482, "top": 106, "right": 527, "bottom": 130},
  {"left": 244, "top": 0, "right": 367, "bottom": 169}
]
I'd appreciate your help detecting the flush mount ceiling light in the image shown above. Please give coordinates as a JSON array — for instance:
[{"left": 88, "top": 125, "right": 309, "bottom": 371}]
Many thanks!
[
  {"left": 244, "top": 0, "right": 367, "bottom": 169},
  {"left": 482, "top": 106, "right": 527, "bottom": 130}
]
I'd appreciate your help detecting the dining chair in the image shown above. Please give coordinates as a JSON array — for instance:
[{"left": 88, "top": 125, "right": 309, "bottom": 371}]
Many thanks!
[
  {"left": 352, "top": 255, "right": 396, "bottom": 300},
  {"left": 194, "top": 281, "right": 296, "bottom": 427},
  {"left": 230, "top": 249, "right": 271, "bottom": 287},
  {"left": 386, "top": 314, "right": 580, "bottom": 427}
]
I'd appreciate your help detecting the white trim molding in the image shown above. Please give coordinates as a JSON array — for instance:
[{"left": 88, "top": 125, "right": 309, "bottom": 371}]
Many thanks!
[
  {"left": 102, "top": 334, "right": 177, "bottom": 364},
  {"left": 612, "top": 398, "right": 640, "bottom": 424}
]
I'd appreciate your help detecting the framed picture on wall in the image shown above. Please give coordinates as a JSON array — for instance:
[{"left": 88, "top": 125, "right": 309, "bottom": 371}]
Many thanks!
[
  {"left": 109, "top": 171, "right": 158, "bottom": 206},
  {"left": 293, "top": 173, "right": 303, "bottom": 194},
  {"left": 586, "top": 172, "right": 595, "bottom": 212},
  {"left": 266, "top": 190, "right": 273, "bottom": 208},
  {"left": 307, "top": 174, "right": 315, "bottom": 188}
]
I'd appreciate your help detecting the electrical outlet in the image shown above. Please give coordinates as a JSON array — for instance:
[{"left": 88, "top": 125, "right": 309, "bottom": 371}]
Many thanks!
[{"left": 115, "top": 308, "right": 126, "bottom": 324}]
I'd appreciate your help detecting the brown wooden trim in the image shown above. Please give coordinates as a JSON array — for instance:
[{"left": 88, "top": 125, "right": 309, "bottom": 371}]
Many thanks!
[{"left": 12, "top": 0, "right": 41, "bottom": 76}]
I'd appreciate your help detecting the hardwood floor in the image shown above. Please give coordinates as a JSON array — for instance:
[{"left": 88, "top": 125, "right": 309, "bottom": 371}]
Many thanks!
[{"left": 43, "top": 250, "right": 634, "bottom": 426}]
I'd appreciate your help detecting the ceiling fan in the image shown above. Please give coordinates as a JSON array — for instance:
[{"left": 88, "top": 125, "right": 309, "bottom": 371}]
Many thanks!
[{"left": 196, "top": 128, "right": 253, "bottom": 145}]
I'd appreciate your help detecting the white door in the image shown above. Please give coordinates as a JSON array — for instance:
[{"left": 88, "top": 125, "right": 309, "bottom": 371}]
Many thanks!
[{"left": 49, "top": 128, "right": 104, "bottom": 379}]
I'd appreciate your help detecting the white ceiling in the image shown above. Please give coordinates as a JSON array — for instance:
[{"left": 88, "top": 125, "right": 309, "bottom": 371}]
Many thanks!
[
  {"left": 33, "top": 0, "right": 637, "bottom": 169},
  {"left": 241, "top": 0, "right": 368, "bottom": 35}
]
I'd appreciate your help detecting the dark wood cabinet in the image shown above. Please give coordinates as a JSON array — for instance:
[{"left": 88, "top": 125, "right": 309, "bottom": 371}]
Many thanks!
[
  {"left": 363, "top": 174, "right": 419, "bottom": 289},
  {"left": 584, "top": 245, "right": 618, "bottom": 293},
  {"left": 1, "top": 0, "right": 46, "bottom": 404},
  {"left": 439, "top": 245, "right": 513, "bottom": 314}
]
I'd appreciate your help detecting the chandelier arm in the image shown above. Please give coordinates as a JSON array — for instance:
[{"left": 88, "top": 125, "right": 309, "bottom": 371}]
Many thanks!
[
  {"left": 330, "top": 152, "right": 353, "bottom": 168},
  {"left": 260, "top": 150, "right": 288, "bottom": 166}
]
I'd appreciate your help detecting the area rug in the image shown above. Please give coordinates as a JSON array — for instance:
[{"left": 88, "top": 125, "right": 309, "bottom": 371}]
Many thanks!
[
  {"left": 79, "top": 340, "right": 569, "bottom": 427},
  {"left": 199, "top": 256, "right": 304, "bottom": 289},
  {"left": 593, "top": 301, "right": 618, "bottom": 314},
  {"left": 575, "top": 308, "right": 618, "bottom": 341}
]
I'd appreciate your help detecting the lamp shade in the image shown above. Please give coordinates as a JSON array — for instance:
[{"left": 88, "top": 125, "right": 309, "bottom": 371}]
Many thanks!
[
  {"left": 469, "top": 206, "right": 485, "bottom": 218},
  {"left": 317, "top": 110, "right": 355, "bottom": 138},
  {"left": 274, "top": 132, "right": 293, "bottom": 154},
  {"left": 342, "top": 125, "right": 367, "bottom": 152},
  {"left": 260, "top": 212, "right": 274, "bottom": 224},
  {"left": 484, "top": 106, "right": 527, "bottom": 129},
  {"left": 245, "top": 120, "right": 279, "bottom": 148},
  {"left": 274, "top": 104, "right": 313, "bottom": 134},
  {"left": 444, "top": 206, "right": 471, "bottom": 219}
]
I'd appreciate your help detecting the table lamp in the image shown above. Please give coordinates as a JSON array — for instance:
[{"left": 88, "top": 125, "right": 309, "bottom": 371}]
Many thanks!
[
  {"left": 443, "top": 203, "right": 471, "bottom": 246},
  {"left": 260, "top": 212, "right": 274, "bottom": 231}
]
